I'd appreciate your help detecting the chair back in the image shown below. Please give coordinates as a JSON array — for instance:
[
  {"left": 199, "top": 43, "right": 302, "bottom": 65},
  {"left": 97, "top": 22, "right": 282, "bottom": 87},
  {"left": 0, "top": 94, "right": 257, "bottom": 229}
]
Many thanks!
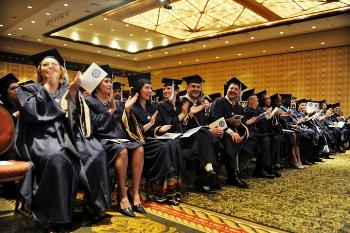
[{"left": 0, "top": 106, "right": 15, "bottom": 155}]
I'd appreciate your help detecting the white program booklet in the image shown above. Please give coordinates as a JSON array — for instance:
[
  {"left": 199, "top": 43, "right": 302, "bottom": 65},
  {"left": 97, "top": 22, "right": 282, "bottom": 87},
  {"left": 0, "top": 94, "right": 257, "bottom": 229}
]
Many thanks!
[
  {"left": 80, "top": 63, "right": 108, "bottom": 93},
  {"left": 209, "top": 117, "right": 227, "bottom": 130},
  {"left": 147, "top": 133, "right": 182, "bottom": 140},
  {"left": 180, "top": 126, "right": 203, "bottom": 138},
  {"left": 106, "top": 138, "right": 130, "bottom": 143}
]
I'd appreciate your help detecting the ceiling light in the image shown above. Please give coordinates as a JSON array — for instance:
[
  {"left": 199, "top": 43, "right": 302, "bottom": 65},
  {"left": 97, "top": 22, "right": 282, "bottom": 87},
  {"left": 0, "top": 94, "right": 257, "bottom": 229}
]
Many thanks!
[
  {"left": 215, "top": 56, "right": 219, "bottom": 59},
  {"left": 262, "top": 50, "right": 266, "bottom": 53},
  {"left": 104, "top": 18, "right": 107, "bottom": 21},
  {"left": 312, "top": 26, "right": 316, "bottom": 29},
  {"left": 148, "top": 54, "right": 152, "bottom": 57},
  {"left": 178, "top": 61, "right": 182, "bottom": 64},
  {"left": 97, "top": 50, "right": 101, "bottom": 53},
  {"left": 125, "top": 24, "right": 129, "bottom": 27},
  {"left": 164, "top": 51, "right": 168, "bottom": 54},
  {"left": 0, "top": 24, "right": 3, "bottom": 27},
  {"left": 145, "top": 30, "right": 148, "bottom": 32},
  {"left": 27, "top": 6, "right": 32, "bottom": 9},
  {"left": 89, "top": 23, "right": 93, "bottom": 26},
  {"left": 133, "top": 57, "right": 138, "bottom": 60},
  {"left": 110, "top": 40, "right": 120, "bottom": 49},
  {"left": 129, "top": 33, "right": 133, "bottom": 37},
  {"left": 250, "top": 36, "right": 255, "bottom": 39},
  {"left": 147, "top": 41, "right": 153, "bottom": 49},
  {"left": 92, "top": 36, "right": 100, "bottom": 45},
  {"left": 280, "top": 31, "right": 284, "bottom": 34},
  {"left": 148, "top": 66, "right": 151, "bottom": 68},
  {"left": 162, "top": 37, "right": 169, "bottom": 46},
  {"left": 128, "top": 43, "right": 138, "bottom": 53},
  {"left": 64, "top": 3, "right": 69, "bottom": 7},
  {"left": 195, "top": 59, "right": 200, "bottom": 62},
  {"left": 117, "top": 54, "right": 120, "bottom": 57},
  {"left": 37, "top": 39, "right": 41, "bottom": 42},
  {"left": 110, "top": 28, "right": 115, "bottom": 31},
  {"left": 46, "top": 13, "right": 51, "bottom": 16},
  {"left": 182, "top": 48, "right": 186, "bottom": 51},
  {"left": 237, "top": 53, "right": 242, "bottom": 56},
  {"left": 290, "top": 46, "right": 294, "bottom": 49},
  {"left": 71, "top": 31, "right": 79, "bottom": 41},
  {"left": 7, "top": 33, "right": 12, "bottom": 36},
  {"left": 202, "top": 45, "right": 206, "bottom": 47},
  {"left": 31, "top": 20, "right": 36, "bottom": 24},
  {"left": 18, "top": 27, "right": 23, "bottom": 30},
  {"left": 224, "top": 41, "right": 229, "bottom": 44},
  {"left": 321, "top": 42, "right": 325, "bottom": 45},
  {"left": 64, "top": 43, "right": 67, "bottom": 46}
]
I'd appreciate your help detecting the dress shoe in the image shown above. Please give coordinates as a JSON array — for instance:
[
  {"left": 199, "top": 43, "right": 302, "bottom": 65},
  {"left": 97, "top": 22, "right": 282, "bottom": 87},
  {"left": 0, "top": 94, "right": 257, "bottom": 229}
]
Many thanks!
[
  {"left": 226, "top": 175, "right": 249, "bottom": 189},
  {"left": 132, "top": 204, "right": 147, "bottom": 213},
  {"left": 197, "top": 185, "right": 217, "bottom": 194},
  {"left": 302, "top": 160, "right": 314, "bottom": 165},
  {"left": 166, "top": 196, "right": 179, "bottom": 206},
  {"left": 120, "top": 207, "right": 135, "bottom": 217},
  {"left": 313, "top": 158, "right": 323, "bottom": 162},
  {"left": 255, "top": 168, "right": 275, "bottom": 179}
]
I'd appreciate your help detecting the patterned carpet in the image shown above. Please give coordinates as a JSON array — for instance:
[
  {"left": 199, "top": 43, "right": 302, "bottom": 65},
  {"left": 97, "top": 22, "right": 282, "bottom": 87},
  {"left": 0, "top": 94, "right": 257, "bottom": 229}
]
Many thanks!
[{"left": 182, "top": 151, "right": 350, "bottom": 233}]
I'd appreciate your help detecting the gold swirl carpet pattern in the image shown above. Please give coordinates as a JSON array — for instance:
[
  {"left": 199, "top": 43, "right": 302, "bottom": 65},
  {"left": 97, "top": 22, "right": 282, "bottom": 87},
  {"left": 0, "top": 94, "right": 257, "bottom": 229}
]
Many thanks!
[{"left": 182, "top": 151, "right": 350, "bottom": 233}]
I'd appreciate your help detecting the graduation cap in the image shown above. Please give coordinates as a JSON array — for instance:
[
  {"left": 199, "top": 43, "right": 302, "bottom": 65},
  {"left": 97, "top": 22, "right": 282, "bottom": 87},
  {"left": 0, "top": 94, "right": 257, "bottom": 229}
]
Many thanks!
[
  {"left": 182, "top": 75, "right": 204, "bottom": 85},
  {"left": 225, "top": 77, "right": 247, "bottom": 91},
  {"left": 241, "top": 88, "right": 255, "bottom": 101},
  {"left": 326, "top": 103, "right": 333, "bottom": 109},
  {"left": 270, "top": 93, "right": 280, "bottom": 104},
  {"left": 112, "top": 82, "right": 124, "bottom": 90},
  {"left": 152, "top": 88, "right": 164, "bottom": 101},
  {"left": 256, "top": 90, "right": 267, "bottom": 102},
  {"left": 280, "top": 94, "right": 292, "bottom": 100},
  {"left": 128, "top": 73, "right": 151, "bottom": 92},
  {"left": 100, "top": 64, "right": 114, "bottom": 77},
  {"left": 318, "top": 99, "right": 326, "bottom": 104},
  {"left": 332, "top": 102, "right": 340, "bottom": 108},
  {"left": 30, "top": 48, "right": 65, "bottom": 67},
  {"left": 296, "top": 98, "right": 308, "bottom": 104},
  {"left": 0, "top": 73, "right": 19, "bottom": 98},
  {"left": 208, "top": 93, "right": 221, "bottom": 101},
  {"left": 161, "top": 78, "right": 182, "bottom": 89},
  {"left": 19, "top": 80, "right": 35, "bottom": 86}
]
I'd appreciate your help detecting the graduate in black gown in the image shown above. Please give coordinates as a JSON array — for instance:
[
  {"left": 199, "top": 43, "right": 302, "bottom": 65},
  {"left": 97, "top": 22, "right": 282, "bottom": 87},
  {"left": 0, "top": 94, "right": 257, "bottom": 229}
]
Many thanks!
[
  {"left": 85, "top": 65, "right": 145, "bottom": 217},
  {"left": 0, "top": 73, "right": 20, "bottom": 123},
  {"left": 209, "top": 77, "right": 249, "bottom": 188},
  {"left": 129, "top": 74, "right": 182, "bottom": 205},
  {"left": 179, "top": 75, "right": 223, "bottom": 193},
  {"left": 330, "top": 103, "right": 350, "bottom": 150},
  {"left": 14, "top": 49, "right": 111, "bottom": 231}
]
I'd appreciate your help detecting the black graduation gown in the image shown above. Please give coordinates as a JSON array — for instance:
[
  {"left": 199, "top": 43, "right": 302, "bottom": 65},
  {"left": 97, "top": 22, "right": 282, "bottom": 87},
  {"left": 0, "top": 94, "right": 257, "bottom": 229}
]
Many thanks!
[
  {"left": 14, "top": 83, "right": 110, "bottom": 224},
  {"left": 210, "top": 97, "right": 244, "bottom": 173},
  {"left": 85, "top": 96, "right": 143, "bottom": 166},
  {"left": 157, "top": 100, "right": 184, "bottom": 133},
  {"left": 131, "top": 101, "right": 181, "bottom": 182}
]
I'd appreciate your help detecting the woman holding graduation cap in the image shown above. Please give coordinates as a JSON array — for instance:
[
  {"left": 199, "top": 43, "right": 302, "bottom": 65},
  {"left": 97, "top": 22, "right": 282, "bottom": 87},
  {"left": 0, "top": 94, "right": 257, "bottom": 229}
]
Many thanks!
[
  {"left": 14, "top": 49, "right": 111, "bottom": 231},
  {"left": 85, "top": 64, "right": 145, "bottom": 217},
  {"left": 129, "top": 74, "right": 182, "bottom": 205}
]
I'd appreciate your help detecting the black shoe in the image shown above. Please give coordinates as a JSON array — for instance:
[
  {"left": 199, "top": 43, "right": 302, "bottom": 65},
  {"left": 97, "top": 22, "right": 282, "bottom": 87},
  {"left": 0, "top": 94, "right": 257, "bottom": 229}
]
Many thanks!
[
  {"left": 120, "top": 207, "right": 135, "bottom": 217},
  {"left": 272, "top": 169, "right": 281, "bottom": 178},
  {"left": 226, "top": 175, "right": 249, "bottom": 189},
  {"left": 166, "top": 197, "right": 179, "bottom": 206},
  {"left": 132, "top": 204, "right": 146, "bottom": 213},
  {"left": 302, "top": 160, "right": 314, "bottom": 165},
  {"left": 197, "top": 185, "right": 217, "bottom": 194},
  {"left": 255, "top": 168, "right": 275, "bottom": 179},
  {"left": 313, "top": 158, "right": 323, "bottom": 162}
]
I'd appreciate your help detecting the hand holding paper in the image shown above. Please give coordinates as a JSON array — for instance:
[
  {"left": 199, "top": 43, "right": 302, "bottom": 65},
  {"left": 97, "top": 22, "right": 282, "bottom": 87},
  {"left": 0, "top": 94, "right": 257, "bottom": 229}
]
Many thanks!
[{"left": 80, "top": 63, "right": 108, "bottom": 93}]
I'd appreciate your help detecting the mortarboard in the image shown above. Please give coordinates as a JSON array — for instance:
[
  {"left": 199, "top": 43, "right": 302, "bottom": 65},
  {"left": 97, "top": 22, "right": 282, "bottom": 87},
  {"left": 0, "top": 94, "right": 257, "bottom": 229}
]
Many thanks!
[
  {"left": 270, "top": 93, "right": 281, "bottom": 104},
  {"left": 280, "top": 94, "right": 292, "bottom": 100},
  {"left": 152, "top": 88, "right": 163, "bottom": 99},
  {"left": 0, "top": 73, "right": 19, "bottom": 98},
  {"left": 100, "top": 64, "right": 114, "bottom": 77},
  {"left": 208, "top": 93, "right": 221, "bottom": 101},
  {"left": 332, "top": 103, "right": 340, "bottom": 108},
  {"left": 182, "top": 75, "right": 204, "bottom": 85},
  {"left": 225, "top": 77, "right": 247, "bottom": 91},
  {"left": 241, "top": 88, "right": 255, "bottom": 101},
  {"left": 178, "top": 90, "right": 187, "bottom": 97},
  {"left": 18, "top": 80, "right": 35, "bottom": 86},
  {"left": 256, "top": 90, "right": 267, "bottom": 102},
  {"left": 112, "top": 82, "right": 124, "bottom": 90},
  {"left": 296, "top": 98, "right": 308, "bottom": 104},
  {"left": 128, "top": 73, "right": 151, "bottom": 92},
  {"left": 162, "top": 78, "right": 182, "bottom": 89},
  {"left": 318, "top": 100, "right": 326, "bottom": 104},
  {"left": 30, "top": 48, "right": 65, "bottom": 67}
]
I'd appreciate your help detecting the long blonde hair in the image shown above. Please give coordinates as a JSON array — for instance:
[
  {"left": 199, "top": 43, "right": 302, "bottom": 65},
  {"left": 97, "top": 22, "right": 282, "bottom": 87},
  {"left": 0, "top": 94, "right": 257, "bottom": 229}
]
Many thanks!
[{"left": 36, "top": 59, "right": 67, "bottom": 85}]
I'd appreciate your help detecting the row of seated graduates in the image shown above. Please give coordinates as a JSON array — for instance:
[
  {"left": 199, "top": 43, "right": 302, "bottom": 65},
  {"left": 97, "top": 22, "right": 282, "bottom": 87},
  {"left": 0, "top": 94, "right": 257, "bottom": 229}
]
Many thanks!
[{"left": 1, "top": 49, "right": 350, "bottom": 232}]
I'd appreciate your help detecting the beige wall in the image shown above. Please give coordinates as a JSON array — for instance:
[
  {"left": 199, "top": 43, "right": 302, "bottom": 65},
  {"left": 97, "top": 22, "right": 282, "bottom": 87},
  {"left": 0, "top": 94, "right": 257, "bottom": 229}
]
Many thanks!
[{"left": 151, "top": 46, "right": 350, "bottom": 116}]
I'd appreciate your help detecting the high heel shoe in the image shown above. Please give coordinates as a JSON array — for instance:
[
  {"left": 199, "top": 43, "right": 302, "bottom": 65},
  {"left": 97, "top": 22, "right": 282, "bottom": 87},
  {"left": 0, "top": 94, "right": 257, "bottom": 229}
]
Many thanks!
[
  {"left": 127, "top": 190, "right": 146, "bottom": 213},
  {"left": 117, "top": 192, "right": 136, "bottom": 217}
]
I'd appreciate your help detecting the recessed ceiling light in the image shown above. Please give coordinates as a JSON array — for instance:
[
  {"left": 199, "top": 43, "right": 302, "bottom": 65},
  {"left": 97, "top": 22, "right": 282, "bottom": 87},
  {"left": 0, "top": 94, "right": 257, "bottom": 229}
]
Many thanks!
[
  {"left": 312, "top": 26, "right": 316, "bottom": 29},
  {"left": 280, "top": 31, "right": 284, "bottom": 34},
  {"left": 250, "top": 36, "right": 255, "bottom": 39},
  {"left": 262, "top": 50, "right": 266, "bottom": 53},
  {"left": 178, "top": 61, "right": 182, "bottom": 64},
  {"left": 145, "top": 30, "right": 148, "bottom": 32},
  {"left": 64, "top": 43, "right": 67, "bottom": 46},
  {"left": 117, "top": 54, "right": 120, "bottom": 57},
  {"left": 202, "top": 45, "right": 206, "bottom": 47},
  {"left": 215, "top": 56, "right": 219, "bottom": 59},
  {"left": 148, "top": 66, "right": 151, "bottom": 69},
  {"left": 148, "top": 54, "right": 152, "bottom": 57},
  {"left": 129, "top": 33, "right": 133, "bottom": 37},
  {"left": 97, "top": 50, "right": 101, "bottom": 53},
  {"left": 182, "top": 48, "right": 186, "bottom": 51},
  {"left": 195, "top": 59, "right": 199, "bottom": 62},
  {"left": 164, "top": 51, "right": 168, "bottom": 54},
  {"left": 64, "top": 3, "right": 69, "bottom": 7},
  {"left": 0, "top": 24, "right": 3, "bottom": 27},
  {"left": 224, "top": 41, "right": 229, "bottom": 44},
  {"left": 110, "top": 28, "right": 114, "bottom": 31},
  {"left": 133, "top": 57, "right": 138, "bottom": 60},
  {"left": 7, "top": 33, "right": 12, "bottom": 36},
  {"left": 290, "top": 46, "right": 294, "bottom": 49},
  {"left": 18, "top": 27, "right": 23, "bottom": 30},
  {"left": 31, "top": 20, "right": 36, "bottom": 24},
  {"left": 89, "top": 23, "right": 93, "bottom": 26},
  {"left": 37, "top": 39, "right": 41, "bottom": 42},
  {"left": 125, "top": 24, "right": 129, "bottom": 27},
  {"left": 46, "top": 12, "right": 51, "bottom": 16},
  {"left": 321, "top": 42, "right": 325, "bottom": 45},
  {"left": 104, "top": 18, "right": 107, "bottom": 21},
  {"left": 237, "top": 53, "right": 242, "bottom": 56},
  {"left": 27, "top": 5, "right": 32, "bottom": 9}
]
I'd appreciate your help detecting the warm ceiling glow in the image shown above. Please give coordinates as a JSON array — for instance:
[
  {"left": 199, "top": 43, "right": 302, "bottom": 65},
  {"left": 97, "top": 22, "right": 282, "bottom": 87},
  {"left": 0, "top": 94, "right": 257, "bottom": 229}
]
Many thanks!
[
  {"left": 64, "top": 3, "right": 69, "bottom": 7},
  {"left": 110, "top": 40, "right": 120, "bottom": 49},
  {"left": 71, "top": 31, "right": 79, "bottom": 41},
  {"left": 128, "top": 43, "right": 138, "bottom": 53},
  {"left": 31, "top": 20, "right": 36, "bottom": 24},
  {"left": 46, "top": 12, "right": 51, "bottom": 16},
  {"left": 92, "top": 36, "right": 100, "bottom": 45},
  {"left": 18, "top": 27, "right": 23, "bottom": 30},
  {"left": 27, "top": 6, "right": 32, "bottom": 9},
  {"left": 0, "top": 24, "right": 3, "bottom": 27}
]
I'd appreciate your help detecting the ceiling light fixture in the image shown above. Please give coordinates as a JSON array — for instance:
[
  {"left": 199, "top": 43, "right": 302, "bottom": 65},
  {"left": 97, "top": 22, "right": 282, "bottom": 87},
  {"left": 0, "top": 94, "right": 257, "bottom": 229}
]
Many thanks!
[
  {"left": 148, "top": 54, "right": 152, "bottom": 57},
  {"left": 262, "top": 50, "right": 266, "bottom": 53},
  {"left": 148, "top": 66, "right": 151, "bottom": 68},
  {"left": 280, "top": 31, "right": 284, "bottom": 34},
  {"left": 18, "top": 27, "right": 23, "bottom": 30},
  {"left": 290, "top": 46, "right": 294, "bottom": 49},
  {"left": 110, "top": 28, "right": 115, "bottom": 31},
  {"left": 129, "top": 33, "right": 133, "bottom": 37},
  {"left": 164, "top": 51, "right": 168, "bottom": 54},
  {"left": 97, "top": 50, "right": 101, "bottom": 53},
  {"left": 7, "top": 33, "right": 12, "bottom": 36},
  {"left": 104, "top": 18, "right": 107, "bottom": 21},
  {"left": 37, "top": 39, "right": 41, "bottom": 42},
  {"left": 64, "top": 3, "right": 69, "bottom": 7},
  {"left": 321, "top": 42, "right": 325, "bottom": 45},
  {"left": 224, "top": 41, "right": 229, "bottom": 44},
  {"left": 27, "top": 6, "right": 32, "bottom": 9},
  {"left": 64, "top": 43, "right": 67, "bottom": 46},
  {"left": 0, "top": 24, "right": 3, "bottom": 27},
  {"left": 202, "top": 45, "right": 206, "bottom": 47},
  {"left": 312, "top": 26, "right": 316, "bottom": 29},
  {"left": 195, "top": 59, "right": 199, "bottom": 61},
  {"left": 250, "top": 36, "right": 255, "bottom": 39},
  {"left": 237, "top": 53, "right": 242, "bottom": 56},
  {"left": 46, "top": 13, "right": 51, "bottom": 16},
  {"left": 31, "top": 20, "right": 36, "bottom": 24},
  {"left": 178, "top": 61, "right": 182, "bottom": 64},
  {"left": 216, "top": 56, "right": 219, "bottom": 59}
]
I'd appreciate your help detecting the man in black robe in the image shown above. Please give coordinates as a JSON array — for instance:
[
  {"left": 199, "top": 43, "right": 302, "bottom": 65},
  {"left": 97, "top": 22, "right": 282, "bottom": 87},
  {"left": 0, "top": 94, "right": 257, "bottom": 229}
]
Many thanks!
[{"left": 210, "top": 77, "right": 249, "bottom": 188}]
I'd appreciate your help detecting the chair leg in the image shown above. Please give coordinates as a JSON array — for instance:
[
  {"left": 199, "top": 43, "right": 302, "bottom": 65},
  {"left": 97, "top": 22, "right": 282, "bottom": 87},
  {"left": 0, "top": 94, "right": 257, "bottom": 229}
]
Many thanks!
[{"left": 14, "top": 180, "right": 21, "bottom": 212}]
